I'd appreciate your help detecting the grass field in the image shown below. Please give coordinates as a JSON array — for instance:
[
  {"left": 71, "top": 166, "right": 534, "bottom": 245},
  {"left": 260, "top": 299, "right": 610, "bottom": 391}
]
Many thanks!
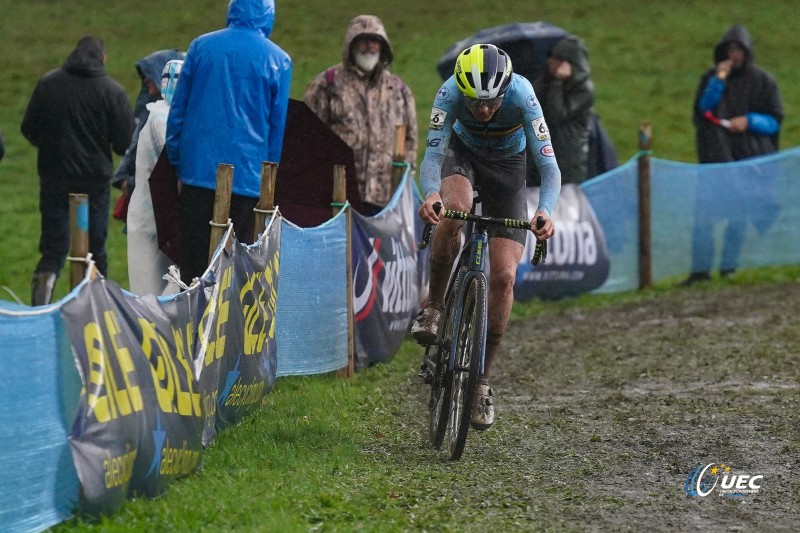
[
  {"left": 2, "top": 0, "right": 800, "bottom": 301},
  {"left": 2, "top": 1, "right": 800, "bottom": 530}
]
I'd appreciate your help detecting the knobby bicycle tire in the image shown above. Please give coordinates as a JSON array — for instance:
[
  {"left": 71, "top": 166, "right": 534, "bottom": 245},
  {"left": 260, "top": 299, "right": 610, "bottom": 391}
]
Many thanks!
[
  {"left": 429, "top": 267, "right": 466, "bottom": 449},
  {"left": 447, "top": 274, "right": 487, "bottom": 460}
]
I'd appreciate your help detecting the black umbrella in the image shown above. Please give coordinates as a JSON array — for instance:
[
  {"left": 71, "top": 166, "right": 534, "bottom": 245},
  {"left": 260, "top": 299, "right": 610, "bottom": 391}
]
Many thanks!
[{"left": 436, "top": 21, "right": 568, "bottom": 83}]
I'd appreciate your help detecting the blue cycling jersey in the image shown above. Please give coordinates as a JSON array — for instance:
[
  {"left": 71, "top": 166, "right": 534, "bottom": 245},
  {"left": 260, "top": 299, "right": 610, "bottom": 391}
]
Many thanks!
[{"left": 419, "top": 74, "right": 561, "bottom": 216}]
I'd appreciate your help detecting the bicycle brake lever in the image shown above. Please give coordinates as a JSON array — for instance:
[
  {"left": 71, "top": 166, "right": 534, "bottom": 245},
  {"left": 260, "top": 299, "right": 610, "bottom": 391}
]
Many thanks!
[
  {"left": 418, "top": 223, "right": 434, "bottom": 249},
  {"left": 531, "top": 216, "right": 548, "bottom": 266},
  {"left": 418, "top": 202, "right": 444, "bottom": 250}
]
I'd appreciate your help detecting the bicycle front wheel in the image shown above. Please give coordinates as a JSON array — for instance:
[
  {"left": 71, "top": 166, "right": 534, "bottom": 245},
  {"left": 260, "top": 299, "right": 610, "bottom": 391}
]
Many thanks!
[
  {"left": 429, "top": 267, "right": 465, "bottom": 450},
  {"left": 447, "top": 275, "right": 487, "bottom": 460}
]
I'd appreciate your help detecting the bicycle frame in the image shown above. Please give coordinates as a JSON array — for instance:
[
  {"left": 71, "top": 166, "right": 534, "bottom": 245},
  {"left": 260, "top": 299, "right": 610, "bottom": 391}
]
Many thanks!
[{"left": 447, "top": 222, "right": 489, "bottom": 377}]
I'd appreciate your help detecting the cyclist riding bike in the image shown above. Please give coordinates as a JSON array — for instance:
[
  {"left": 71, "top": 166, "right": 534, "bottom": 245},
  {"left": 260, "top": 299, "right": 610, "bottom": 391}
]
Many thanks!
[{"left": 412, "top": 43, "right": 561, "bottom": 430}]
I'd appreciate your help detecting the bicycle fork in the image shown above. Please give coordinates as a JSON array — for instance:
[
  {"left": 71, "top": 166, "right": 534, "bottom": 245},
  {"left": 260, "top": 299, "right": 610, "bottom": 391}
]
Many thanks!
[{"left": 448, "top": 227, "right": 489, "bottom": 377}]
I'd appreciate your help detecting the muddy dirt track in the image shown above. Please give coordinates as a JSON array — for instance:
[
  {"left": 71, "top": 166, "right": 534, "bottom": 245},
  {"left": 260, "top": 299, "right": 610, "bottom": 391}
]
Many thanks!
[{"left": 389, "top": 280, "right": 800, "bottom": 531}]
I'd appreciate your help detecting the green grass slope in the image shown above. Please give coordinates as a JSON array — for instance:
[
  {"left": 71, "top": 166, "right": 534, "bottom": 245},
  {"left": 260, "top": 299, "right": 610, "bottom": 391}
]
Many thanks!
[
  {"left": 1, "top": 0, "right": 799, "bottom": 301},
  {"left": 2, "top": 2, "right": 799, "bottom": 530}
]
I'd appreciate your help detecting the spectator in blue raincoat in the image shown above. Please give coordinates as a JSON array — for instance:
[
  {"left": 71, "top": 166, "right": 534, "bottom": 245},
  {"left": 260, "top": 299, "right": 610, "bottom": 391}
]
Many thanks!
[{"left": 166, "top": 0, "right": 292, "bottom": 284}]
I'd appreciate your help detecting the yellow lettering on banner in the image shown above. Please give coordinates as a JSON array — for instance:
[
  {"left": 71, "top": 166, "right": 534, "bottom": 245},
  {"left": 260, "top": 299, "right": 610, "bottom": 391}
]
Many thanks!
[
  {"left": 138, "top": 318, "right": 202, "bottom": 418},
  {"left": 240, "top": 252, "right": 281, "bottom": 355},
  {"left": 139, "top": 318, "right": 176, "bottom": 414},
  {"left": 177, "top": 319, "right": 195, "bottom": 363},
  {"left": 84, "top": 322, "right": 113, "bottom": 423},
  {"left": 198, "top": 295, "right": 216, "bottom": 365},
  {"left": 103, "top": 444, "right": 137, "bottom": 489},
  {"left": 267, "top": 252, "right": 279, "bottom": 339},
  {"left": 224, "top": 380, "right": 266, "bottom": 407},
  {"left": 172, "top": 325, "right": 202, "bottom": 416},
  {"left": 240, "top": 271, "right": 267, "bottom": 355},
  {"left": 104, "top": 310, "right": 144, "bottom": 415},
  {"left": 199, "top": 266, "right": 232, "bottom": 367},
  {"left": 159, "top": 438, "right": 201, "bottom": 476},
  {"left": 203, "top": 391, "right": 217, "bottom": 424}
]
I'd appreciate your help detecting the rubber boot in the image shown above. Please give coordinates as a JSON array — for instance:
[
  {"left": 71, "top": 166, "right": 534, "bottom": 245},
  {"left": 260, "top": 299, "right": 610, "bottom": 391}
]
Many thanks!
[{"left": 31, "top": 271, "right": 57, "bottom": 306}]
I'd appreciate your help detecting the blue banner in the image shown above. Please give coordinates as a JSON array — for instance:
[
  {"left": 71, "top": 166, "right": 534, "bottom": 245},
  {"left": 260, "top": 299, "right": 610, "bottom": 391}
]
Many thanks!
[{"left": 351, "top": 171, "right": 421, "bottom": 368}]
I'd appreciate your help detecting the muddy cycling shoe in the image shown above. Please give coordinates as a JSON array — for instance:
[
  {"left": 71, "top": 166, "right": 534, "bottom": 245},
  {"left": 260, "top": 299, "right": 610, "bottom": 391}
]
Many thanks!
[
  {"left": 470, "top": 380, "right": 494, "bottom": 430},
  {"left": 410, "top": 304, "right": 443, "bottom": 345}
]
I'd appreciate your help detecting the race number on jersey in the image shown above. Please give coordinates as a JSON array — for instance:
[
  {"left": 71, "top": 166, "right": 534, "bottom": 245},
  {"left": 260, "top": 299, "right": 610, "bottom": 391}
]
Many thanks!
[
  {"left": 430, "top": 108, "right": 447, "bottom": 131},
  {"left": 532, "top": 117, "right": 550, "bottom": 141}
]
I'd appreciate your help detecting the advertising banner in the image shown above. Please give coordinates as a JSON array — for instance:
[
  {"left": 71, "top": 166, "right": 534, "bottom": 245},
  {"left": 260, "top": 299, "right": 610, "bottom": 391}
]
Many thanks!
[
  {"left": 516, "top": 184, "right": 610, "bottom": 300},
  {"left": 62, "top": 281, "right": 203, "bottom": 516},
  {"left": 60, "top": 215, "right": 281, "bottom": 515},
  {"left": 351, "top": 175, "right": 420, "bottom": 368},
  {"left": 195, "top": 224, "right": 281, "bottom": 445}
]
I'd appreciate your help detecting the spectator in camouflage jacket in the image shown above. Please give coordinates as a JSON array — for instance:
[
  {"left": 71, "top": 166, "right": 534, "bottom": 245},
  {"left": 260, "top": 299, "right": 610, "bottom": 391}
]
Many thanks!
[{"left": 303, "top": 14, "right": 417, "bottom": 215}]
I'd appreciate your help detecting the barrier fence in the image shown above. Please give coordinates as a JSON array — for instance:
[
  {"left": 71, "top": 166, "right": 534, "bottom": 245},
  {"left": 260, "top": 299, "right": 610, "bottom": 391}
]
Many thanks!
[{"left": 3, "top": 146, "right": 800, "bottom": 531}]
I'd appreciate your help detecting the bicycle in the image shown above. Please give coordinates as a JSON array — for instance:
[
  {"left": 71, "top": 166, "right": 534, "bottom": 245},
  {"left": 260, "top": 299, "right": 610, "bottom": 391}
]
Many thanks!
[{"left": 417, "top": 198, "right": 546, "bottom": 460}]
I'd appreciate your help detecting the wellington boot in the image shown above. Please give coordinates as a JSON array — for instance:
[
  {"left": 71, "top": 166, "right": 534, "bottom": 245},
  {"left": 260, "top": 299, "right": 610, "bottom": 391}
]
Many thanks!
[{"left": 31, "top": 271, "right": 57, "bottom": 306}]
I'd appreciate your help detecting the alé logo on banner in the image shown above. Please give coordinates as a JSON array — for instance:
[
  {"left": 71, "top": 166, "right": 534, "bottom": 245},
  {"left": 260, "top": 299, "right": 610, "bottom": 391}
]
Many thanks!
[{"left": 685, "top": 463, "right": 763, "bottom": 497}]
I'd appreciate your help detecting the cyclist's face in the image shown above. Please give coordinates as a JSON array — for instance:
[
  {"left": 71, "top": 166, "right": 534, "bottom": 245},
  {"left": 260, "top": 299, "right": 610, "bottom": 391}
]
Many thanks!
[{"left": 463, "top": 95, "right": 503, "bottom": 122}]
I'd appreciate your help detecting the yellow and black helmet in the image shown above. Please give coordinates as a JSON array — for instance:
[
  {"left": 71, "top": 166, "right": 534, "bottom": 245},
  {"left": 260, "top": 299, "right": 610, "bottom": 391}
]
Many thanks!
[{"left": 454, "top": 44, "right": 513, "bottom": 99}]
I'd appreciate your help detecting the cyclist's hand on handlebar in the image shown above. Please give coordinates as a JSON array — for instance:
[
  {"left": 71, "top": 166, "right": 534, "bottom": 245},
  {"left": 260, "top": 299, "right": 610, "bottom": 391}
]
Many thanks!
[
  {"left": 530, "top": 211, "right": 555, "bottom": 239},
  {"left": 419, "top": 192, "right": 443, "bottom": 224}
]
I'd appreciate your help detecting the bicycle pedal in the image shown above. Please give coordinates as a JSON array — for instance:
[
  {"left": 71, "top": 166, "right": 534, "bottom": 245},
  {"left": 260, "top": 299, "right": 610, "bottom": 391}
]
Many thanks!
[{"left": 417, "top": 362, "right": 434, "bottom": 384}]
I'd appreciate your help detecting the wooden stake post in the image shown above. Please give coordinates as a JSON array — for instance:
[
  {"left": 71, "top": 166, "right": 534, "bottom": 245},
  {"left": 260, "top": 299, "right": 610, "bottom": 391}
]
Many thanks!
[
  {"left": 638, "top": 123, "right": 652, "bottom": 289},
  {"left": 253, "top": 161, "right": 277, "bottom": 242},
  {"left": 332, "top": 165, "right": 355, "bottom": 378},
  {"left": 390, "top": 124, "right": 407, "bottom": 192},
  {"left": 209, "top": 163, "right": 234, "bottom": 262},
  {"left": 69, "top": 193, "right": 89, "bottom": 288}
]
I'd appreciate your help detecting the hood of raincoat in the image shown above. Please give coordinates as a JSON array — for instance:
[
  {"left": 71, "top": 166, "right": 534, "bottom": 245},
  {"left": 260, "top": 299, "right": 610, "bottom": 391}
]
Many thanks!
[
  {"left": 227, "top": 0, "right": 275, "bottom": 39},
  {"left": 137, "top": 49, "right": 186, "bottom": 88},
  {"left": 713, "top": 23, "right": 754, "bottom": 66},
  {"left": 160, "top": 60, "right": 183, "bottom": 106},
  {"left": 133, "top": 49, "right": 186, "bottom": 119},
  {"left": 63, "top": 36, "right": 106, "bottom": 77},
  {"left": 549, "top": 35, "right": 591, "bottom": 84},
  {"left": 341, "top": 14, "right": 394, "bottom": 69}
]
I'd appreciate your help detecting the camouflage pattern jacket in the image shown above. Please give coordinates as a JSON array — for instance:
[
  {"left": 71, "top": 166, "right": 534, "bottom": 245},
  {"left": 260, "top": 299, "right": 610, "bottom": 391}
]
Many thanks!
[{"left": 303, "top": 15, "right": 417, "bottom": 207}]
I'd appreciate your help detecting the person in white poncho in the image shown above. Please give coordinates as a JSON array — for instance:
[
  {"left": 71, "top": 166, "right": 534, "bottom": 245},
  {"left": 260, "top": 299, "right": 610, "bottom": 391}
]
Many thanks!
[{"left": 127, "top": 59, "right": 183, "bottom": 295}]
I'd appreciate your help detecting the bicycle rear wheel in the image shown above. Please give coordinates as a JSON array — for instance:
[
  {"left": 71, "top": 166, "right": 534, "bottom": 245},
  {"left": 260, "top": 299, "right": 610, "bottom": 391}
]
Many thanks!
[
  {"left": 428, "top": 267, "right": 465, "bottom": 450},
  {"left": 447, "top": 275, "right": 487, "bottom": 460}
]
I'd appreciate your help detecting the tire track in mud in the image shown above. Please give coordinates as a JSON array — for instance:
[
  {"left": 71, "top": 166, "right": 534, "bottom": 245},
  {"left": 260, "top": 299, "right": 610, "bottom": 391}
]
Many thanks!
[
  {"left": 389, "top": 281, "right": 798, "bottom": 530},
  {"left": 481, "top": 280, "right": 800, "bottom": 530}
]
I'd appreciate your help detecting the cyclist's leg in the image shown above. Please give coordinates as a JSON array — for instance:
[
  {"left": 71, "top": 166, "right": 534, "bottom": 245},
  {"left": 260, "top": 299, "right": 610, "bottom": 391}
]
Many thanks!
[
  {"left": 426, "top": 134, "right": 477, "bottom": 307},
  {"left": 468, "top": 238, "right": 522, "bottom": 430},
  {"left": 411, "top": 174, "right": 471, "bottom": 344},
  {"left": 428, "top": 173, "right": 472, "bottom": 303},
  {"left": 413, "top": 136, "right": 476, "bottom": 344},
  {"left": 468, "top": 148, "right": 527, "bottom": 429},
  {"left": 484, "top": 237, "right": 524, "bottom": 379},
  {"left": 470, "top": 147, "right": 528, "bottom": 379}
]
